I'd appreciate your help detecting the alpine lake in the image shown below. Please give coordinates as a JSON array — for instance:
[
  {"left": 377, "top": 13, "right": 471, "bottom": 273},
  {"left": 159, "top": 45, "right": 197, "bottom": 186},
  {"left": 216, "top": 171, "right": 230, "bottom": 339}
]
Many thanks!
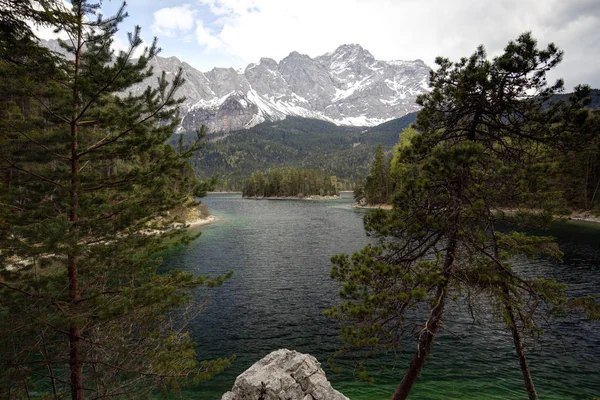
[{"left": 158, "top": 193, "right": 600, "bottom": 400}]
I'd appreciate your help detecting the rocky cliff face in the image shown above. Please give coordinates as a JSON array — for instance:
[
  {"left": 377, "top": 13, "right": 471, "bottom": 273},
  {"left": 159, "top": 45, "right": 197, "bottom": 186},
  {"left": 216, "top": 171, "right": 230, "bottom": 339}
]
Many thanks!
[
  {"left": 136, "top": 44, "right": 430, "bottom": 133},
  {"left": 221, "top": 349, "right": 348, "bottom": 400},
  {"left": 41, "top": 40, "right": 430, "bottom": 133}
]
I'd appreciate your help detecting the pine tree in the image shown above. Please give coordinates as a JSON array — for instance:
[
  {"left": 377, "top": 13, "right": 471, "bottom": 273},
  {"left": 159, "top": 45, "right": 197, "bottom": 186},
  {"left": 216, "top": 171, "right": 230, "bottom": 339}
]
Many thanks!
[
  {"left": 0, "top": 2, "right": 231, "bottom": 398},
  {"left": 364, "top": 144, "right": 390, "bottom": 205},
  {"left": 327, "top": 33, "right": 599, "bottom": 400},
  {"left": 242, "top": 168, "right": 339, "bottom": 198}
]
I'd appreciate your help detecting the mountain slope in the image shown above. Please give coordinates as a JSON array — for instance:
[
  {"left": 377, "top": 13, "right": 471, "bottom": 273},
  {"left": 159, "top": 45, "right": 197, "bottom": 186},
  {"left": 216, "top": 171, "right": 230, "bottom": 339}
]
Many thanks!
[
  {"left": 39, "top": 40, "right": 429, "bottom": 133},
  {"left": 135, "top": 44, "right": 430, "bottom": 133},
  {"left": 182, "top": 113, "right": 418, "bottom": 190}
]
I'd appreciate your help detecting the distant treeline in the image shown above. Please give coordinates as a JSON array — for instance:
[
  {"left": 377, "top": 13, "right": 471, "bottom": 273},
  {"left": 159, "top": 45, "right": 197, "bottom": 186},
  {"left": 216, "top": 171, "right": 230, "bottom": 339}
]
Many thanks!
[{"left": 242, "top": 168, "right": 340, "bottom": 198}]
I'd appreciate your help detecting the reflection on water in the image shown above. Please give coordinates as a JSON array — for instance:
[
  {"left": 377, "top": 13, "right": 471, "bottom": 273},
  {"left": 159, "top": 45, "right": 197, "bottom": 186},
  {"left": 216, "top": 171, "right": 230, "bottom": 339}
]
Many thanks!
[{"left": 160, "top": 193, "right": 600, "bottom": 400}]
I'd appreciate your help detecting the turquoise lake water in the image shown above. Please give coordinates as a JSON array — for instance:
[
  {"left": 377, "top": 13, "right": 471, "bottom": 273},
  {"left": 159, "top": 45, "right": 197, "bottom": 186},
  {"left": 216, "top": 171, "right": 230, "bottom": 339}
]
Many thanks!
[{"left": 159, "top": 193, "right": 600, "bottom": 399}]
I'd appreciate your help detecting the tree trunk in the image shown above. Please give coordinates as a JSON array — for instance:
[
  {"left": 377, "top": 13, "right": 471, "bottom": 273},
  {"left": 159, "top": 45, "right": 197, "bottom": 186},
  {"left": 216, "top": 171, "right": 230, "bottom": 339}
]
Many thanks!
[
  {"left": 68, "top": 7, "right": 84, "bottom": 399},
  {"left": 492, "top": 224, "right": 538, "bottom": 400},
  {"left": 590, "top": 176, "right": 600, "bottom": 208},
  {"left": 504, "top": 293, "right": 538, "bottom": 400},
  {"left": 391, "top": 232, "right": 458, "bottom": 400},
  {"left": 584, "top": 155, "right": 590, "bottom": 209}
]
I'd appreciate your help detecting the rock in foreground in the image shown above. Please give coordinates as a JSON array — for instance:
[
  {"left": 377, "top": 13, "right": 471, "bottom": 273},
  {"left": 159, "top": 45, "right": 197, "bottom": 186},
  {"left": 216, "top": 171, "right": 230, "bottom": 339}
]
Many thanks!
[{"left": 221, "top": 349, "right": 349, "bottom": 400}]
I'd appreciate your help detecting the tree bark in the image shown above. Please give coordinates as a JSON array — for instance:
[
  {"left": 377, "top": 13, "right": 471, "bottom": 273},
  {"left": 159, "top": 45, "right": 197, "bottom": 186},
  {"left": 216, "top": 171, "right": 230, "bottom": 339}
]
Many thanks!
[
  {"left": 584, "top": 155, "right": 590, "bottom": 209},
  {"left": 504, "top": 294, "right": 538, "bottom": 400},
  {"left": 590, "top": 176, "right": 600, "bottom": 208},
  {"left": 68, "top": 6, "right": 84, "bottom": 399},
  {"left": 391, "top": 232, "right": 458, "bottom": 400},
  {"left": 490, "top": 223, "right": 538, "bottom": 400}
]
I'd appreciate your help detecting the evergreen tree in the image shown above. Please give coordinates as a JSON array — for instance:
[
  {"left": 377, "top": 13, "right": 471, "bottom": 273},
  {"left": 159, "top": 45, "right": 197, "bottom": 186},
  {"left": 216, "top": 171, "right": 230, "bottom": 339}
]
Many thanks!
[
  {"left": 0, "top": 2, "right": 231, "bottom": 399},
  {"left": 327, "top": 33, "right": 599, "bottom": 400},
  {"left": 364, "top": 144, "right": 390, "bottom": 205},
  {"left": 551, "top": 105, "right": 600, "bottom": 210},
  {"left": 242, "top": 168, "right": 339, "bottom": 198}
]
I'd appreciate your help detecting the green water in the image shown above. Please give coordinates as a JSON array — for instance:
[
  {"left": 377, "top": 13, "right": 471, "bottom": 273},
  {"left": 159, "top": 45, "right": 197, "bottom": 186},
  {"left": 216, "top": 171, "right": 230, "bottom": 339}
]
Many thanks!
[{"left": 160, "top": 193, "right": 600, "bottom": 399}]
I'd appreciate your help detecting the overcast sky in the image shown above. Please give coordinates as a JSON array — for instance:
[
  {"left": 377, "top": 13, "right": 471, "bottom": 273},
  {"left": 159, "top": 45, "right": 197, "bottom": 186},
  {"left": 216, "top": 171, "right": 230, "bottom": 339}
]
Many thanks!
[{"left": 74, "top": 0, "right": 600, "bottom": 89}]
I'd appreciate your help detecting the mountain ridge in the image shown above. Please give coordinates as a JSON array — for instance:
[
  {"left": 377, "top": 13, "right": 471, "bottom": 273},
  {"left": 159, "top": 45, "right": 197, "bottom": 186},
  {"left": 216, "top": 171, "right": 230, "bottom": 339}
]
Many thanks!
[
  {"left": 134, "top": 43, "right": 431, "bottom": 133},
  {"left": 39, "top": 39, "right": 430, "bottom": 133}
]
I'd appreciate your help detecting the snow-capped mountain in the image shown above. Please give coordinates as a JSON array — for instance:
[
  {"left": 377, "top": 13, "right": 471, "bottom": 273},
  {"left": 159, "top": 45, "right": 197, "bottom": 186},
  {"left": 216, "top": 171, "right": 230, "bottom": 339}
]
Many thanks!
[
  {"left": 135, "top": 44, "right": 430, "bottom": 133},
  {"left": 41, "top": 40, "right": 430, "bottom": 132}
]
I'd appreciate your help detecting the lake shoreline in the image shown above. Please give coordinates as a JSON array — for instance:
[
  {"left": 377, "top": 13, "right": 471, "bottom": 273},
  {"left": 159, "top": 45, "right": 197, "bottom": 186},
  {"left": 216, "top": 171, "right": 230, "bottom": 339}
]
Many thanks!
[
  {"left": 354, "top": 203, "right": 392, "bottom": 210},
  {"left": 564, "top": 211, "right": 600, "bottom": 224},
  {"left": 244, "top": 195, "right": 340, "bottom": 200},
  {"left": 497, "top": 208, "right": 600, "bottom": 225},
  {"left": 353, "top": 203, "right": 600, "bottom": 225},
  {"left": 184, "top": 215, "right": 217, "bottom": 228}
]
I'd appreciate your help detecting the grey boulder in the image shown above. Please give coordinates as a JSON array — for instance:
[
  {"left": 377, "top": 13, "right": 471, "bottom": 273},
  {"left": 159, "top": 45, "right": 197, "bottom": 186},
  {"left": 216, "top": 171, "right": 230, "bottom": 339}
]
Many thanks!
[{"left": 221, "top": 349, "right": 349, "bottom": 400}]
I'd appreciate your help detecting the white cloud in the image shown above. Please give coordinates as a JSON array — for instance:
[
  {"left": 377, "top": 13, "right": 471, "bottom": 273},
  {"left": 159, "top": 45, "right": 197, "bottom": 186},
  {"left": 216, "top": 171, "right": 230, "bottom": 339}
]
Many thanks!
[
  {"left": 151, "top": 4, "right": 196, "bottom": 38},
  {"left": 188, "top": 0, "right": 600, "bottom": 88},
  {"left": 197, "top": 0, "right": 260, "bottom": 17},
  {"left": 195, "top": 19, "right": 224, "bottom": 49},
  {"left": 21, "top": 0, "right": 600, "bottom": 87}
]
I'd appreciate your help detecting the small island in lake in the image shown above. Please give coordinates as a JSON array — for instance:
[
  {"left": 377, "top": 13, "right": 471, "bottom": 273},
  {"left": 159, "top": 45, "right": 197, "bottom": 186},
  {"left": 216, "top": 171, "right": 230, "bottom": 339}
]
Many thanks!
[{"left": 242, "top": 168, "right": 340, "bottom": 199}]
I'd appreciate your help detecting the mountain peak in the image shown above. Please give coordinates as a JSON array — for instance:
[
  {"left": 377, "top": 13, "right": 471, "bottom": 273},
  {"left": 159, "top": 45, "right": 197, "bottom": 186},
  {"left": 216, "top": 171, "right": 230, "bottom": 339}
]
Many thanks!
[
  {"left": 284, "top": 50, "right": 310, "bottom": 61},
  {"left": 68, "top": 41, "right": 432, "bottom": 132},
  {"left": 334, "top": 43, "right": 365, "bottom": 52},
  {"left": 330, "top": 43, "right": 374, "bottom": 61},
  {"left": 259, "top": 57, "right": 278, "bottom": 68}
]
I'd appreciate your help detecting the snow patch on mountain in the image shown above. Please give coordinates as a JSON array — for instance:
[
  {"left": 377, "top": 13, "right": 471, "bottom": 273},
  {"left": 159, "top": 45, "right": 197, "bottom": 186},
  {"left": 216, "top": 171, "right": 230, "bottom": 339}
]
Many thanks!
[
  {"left": 338, "top": 115, "right": 387, "bottom": 126},
  {"left": 128, "top": 43, "right": 432, "bottom": 132},
  {"left": 333, "top": 74, "right": 374, "bottom": 102}
]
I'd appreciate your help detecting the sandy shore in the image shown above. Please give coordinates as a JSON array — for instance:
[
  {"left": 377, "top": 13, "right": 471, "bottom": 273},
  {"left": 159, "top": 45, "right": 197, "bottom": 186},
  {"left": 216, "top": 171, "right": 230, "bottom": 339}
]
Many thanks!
[
  {"left": 183, "top": 215, "right": 217, "bottom": 228},
  {"left": 354, "top": 203, "right": 392, "bottom": 210},
  {"left": 141, "top": 215, "right": 217, "bottom": 235},
  {"left": 566, "top": 212, "right": 600, "bottom": 225},
  {"left": 246, "top": 195, "right": 340, "bottom": 200}
]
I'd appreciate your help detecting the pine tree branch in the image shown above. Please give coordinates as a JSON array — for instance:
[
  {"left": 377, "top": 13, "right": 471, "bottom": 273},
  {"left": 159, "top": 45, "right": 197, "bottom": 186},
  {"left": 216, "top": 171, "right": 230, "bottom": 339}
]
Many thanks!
[
  {"left": 82, "top": 178, "right": 133, "bottom": 192},
  {"left": 29, "top": 92, "right": 72, "bottom": 124},
  {"left": 0, "top": 118, "right": 70, "bottom": 161},
  {"left": 0, "top": 154, "right": 67, "bottom": 189},
  {"left": 469, "top": 235, "right": 538, "bottom": 296},
  {"left": 29, "top": 370, "right": 92, "bottom": 391},
  {"left": 76, "top": 120, "right": 100, "bottom": 127},
  {"left": 75, "top": 290, "right": 122, "bottom": 304},
  {"left": 77, "top": 99, "right": 172, "bottom": 158},
  {"left": 74, "top": 44, "right": 136, "bottom": 124},
  {"left": 0, "top": 202, "right": 26, "bottom": 212},
  {"left": 0, "top": 281, "right": 36, "bottom": 298}
]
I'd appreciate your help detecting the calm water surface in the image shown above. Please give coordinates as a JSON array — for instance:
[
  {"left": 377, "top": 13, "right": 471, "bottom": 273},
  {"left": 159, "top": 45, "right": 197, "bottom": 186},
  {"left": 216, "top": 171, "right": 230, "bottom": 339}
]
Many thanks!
[{"left": 160, "top": 193, "right": 600, "bottom": 399}]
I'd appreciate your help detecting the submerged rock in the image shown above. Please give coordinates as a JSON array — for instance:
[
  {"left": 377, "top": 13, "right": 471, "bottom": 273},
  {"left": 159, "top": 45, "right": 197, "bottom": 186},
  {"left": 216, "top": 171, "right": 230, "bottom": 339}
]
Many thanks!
[{"left": 221, "top": 349, "right": 349, "bottom": 400}]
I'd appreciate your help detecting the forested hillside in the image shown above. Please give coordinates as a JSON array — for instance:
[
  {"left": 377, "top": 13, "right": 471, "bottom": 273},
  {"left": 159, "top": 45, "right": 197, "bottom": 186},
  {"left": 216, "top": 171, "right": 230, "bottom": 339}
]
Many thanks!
[{"left": 176, "top": 113, "right": 417, "bottom": 190}]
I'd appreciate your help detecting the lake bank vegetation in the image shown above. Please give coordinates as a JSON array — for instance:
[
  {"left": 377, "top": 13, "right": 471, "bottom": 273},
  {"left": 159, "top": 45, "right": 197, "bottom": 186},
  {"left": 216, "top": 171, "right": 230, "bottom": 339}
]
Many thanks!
[{"left": 355, "top": 97, "right": 600, "bottom": 215}]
